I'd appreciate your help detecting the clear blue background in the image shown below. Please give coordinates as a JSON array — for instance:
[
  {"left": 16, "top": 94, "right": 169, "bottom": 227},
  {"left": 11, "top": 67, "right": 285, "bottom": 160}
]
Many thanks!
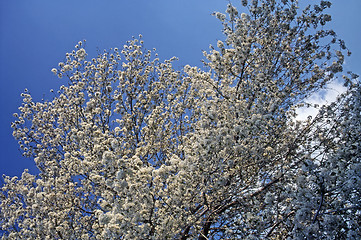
[{"left": 1, "top": 0, "right": 360, "bottom": 178}]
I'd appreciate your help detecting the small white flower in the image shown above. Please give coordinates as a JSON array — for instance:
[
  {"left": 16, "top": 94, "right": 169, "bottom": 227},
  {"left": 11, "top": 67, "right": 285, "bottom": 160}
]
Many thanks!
[
  {"left": 217, "top": 40, "right": 224, "bottom": 49},
  {"left": 76, "top": 48, "right": 87, "bottom": 60},
  {"left": 116, "top": 170, "right": 125, "bottom": 180},
  {"left": 241, "top": 13, "right": 249, "bottom": 20}
]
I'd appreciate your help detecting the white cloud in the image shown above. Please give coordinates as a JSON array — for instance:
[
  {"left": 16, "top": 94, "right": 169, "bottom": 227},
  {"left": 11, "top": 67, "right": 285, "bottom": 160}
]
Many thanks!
[{"left": 296, "top": 80, "right": 347, "bottom": 120}]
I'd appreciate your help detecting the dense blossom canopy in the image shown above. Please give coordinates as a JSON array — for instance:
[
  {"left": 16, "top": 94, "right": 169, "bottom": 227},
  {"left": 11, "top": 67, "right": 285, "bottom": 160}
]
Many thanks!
[{"left": 1, "top": 0, "right": 360, "bottom": 239}]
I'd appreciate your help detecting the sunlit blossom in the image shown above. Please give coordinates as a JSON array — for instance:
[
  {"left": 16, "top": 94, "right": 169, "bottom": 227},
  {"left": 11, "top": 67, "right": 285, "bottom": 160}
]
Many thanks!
[{"left": 1, "top": 1, "right": 359, "bottom": 239}]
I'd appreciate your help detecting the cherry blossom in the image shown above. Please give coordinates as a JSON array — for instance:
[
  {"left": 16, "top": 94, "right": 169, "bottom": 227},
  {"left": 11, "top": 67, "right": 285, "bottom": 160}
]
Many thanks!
[{"left": 1, "top": 1, "right": 359, "bottom": 239}]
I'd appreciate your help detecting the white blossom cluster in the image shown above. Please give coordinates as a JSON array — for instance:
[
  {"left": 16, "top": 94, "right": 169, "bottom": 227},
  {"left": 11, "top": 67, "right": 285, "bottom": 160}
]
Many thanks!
[{"left": 1, "top": 0, "right": 360, "bottom": 239}]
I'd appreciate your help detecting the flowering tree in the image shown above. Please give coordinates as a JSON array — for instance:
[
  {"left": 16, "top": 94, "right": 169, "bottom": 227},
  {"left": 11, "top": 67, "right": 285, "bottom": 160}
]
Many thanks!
[{"left": 1, "top": 0, "right": 360, "bottom": 239}]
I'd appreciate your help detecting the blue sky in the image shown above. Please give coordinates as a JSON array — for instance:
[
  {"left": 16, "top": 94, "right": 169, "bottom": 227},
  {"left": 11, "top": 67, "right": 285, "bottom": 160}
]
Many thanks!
[{"left": 1, "top": 0, "right": 360, "bottom": 178}]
